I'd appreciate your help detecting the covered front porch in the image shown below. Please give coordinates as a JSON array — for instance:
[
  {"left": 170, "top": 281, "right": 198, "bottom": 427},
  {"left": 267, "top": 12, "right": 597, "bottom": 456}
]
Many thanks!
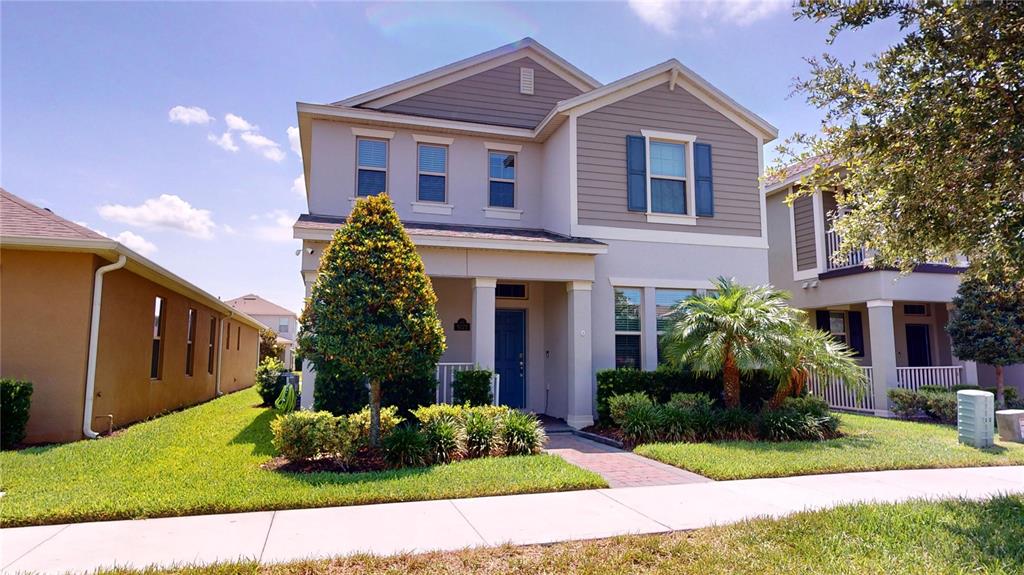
[{"left": 805, "top": 300, "right": 977, "bottom": 414}]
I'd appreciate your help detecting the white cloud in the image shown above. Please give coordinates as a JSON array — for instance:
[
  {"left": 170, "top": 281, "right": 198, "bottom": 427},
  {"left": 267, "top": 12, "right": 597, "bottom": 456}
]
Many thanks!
[
  {"left": 287, "top": 126, "right": 301, "bottom": 158},
  {"left": 240, "top": 132, "right": 285, "bottom": 162},
  {"left": 292, "top": 174, "right": 305, "bottom": 197},
  {"left": 75, "top": 222, "right": 158, "bottom": 256},
  {"left": 250, "top": 209, "right": 296, "bottom": 242},
  {"left": 225, "top": 113, "right": 257, "bottom": 132},
  {"left": 627, "top": 0, "right": 786, "bottom": 34},
  {"left": 168, "top": 105, "right": 213, "bottom": 125},
  {"left": 98, "top": 194, "right": 217, "bottom": 239},
  {"left": 207, "top": 131, "right": 239, "bottom": 152}
]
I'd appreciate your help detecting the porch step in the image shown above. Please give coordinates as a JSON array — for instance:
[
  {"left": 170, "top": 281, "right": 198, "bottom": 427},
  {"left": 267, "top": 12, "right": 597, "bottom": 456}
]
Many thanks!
[{"left": 537, "top": 414, "right": 574, "bottom": 435}]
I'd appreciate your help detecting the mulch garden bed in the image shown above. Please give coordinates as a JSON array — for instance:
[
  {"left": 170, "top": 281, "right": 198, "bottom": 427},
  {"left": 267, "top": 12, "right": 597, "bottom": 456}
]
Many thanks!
[
  {"left": 580, "top": 424, "right": 626, "bottom": 445},
  {"left": 261, "top": 446, "right": 390, "bottom": 474}
]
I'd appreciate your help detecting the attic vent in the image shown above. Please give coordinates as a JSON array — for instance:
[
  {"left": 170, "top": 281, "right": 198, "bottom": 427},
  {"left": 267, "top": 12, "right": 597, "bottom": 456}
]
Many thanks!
[{"left": 519, "top": 67, "right": 534, "bottom": 95}]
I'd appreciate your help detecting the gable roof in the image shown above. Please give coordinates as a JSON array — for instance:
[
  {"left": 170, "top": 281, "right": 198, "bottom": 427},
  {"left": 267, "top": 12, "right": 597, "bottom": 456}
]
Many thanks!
[
  {"left": 226, "top": 294, "right": 296, "bottom": 318},
  {"left": 1, "top": 188, "right": 108, "bottom": 241},
  {"left": 337, "top": 38, "right": 600, "bottom": 109},
  {"left": 1, "top": 188, "right": 264, "bottom": 331},
  {"left": 763, "top": 154, "right": 831, "bottom": 196}
]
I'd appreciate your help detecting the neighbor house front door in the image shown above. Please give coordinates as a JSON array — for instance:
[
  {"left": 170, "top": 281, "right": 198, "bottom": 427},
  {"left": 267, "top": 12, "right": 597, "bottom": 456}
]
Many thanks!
[
  {"left": 495, "top": 309, "right": 526, "bottom": 408},
  {"left": 905, "top": 324, "right": 932, "bottom": 367}
]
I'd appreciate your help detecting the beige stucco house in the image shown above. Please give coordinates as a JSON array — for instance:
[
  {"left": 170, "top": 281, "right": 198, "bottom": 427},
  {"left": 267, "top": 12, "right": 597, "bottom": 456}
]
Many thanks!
[
  {"left": 764, "top": 162, "right": 1024, "bottom": 413},
  {"left": 227, "top": 294, "right": 298, "bottom": 369},
  {"left": 0, "top": 189, "right": 262, "bottom": 443},
  {"left": 293, "top": 38, "right": 778, "bottom": 427}
]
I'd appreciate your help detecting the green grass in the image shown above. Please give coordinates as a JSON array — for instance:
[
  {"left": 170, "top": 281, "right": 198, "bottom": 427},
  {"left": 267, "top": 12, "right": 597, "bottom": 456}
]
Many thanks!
[
  {"left": 0, "top": 387, "right": 605, "bottom": 527},
  {"left": 635, "top": 412, "right": 1024, "bottom": 480},
  {"left": 96, "top": 496, "right": 1024, "bottom": 575}
]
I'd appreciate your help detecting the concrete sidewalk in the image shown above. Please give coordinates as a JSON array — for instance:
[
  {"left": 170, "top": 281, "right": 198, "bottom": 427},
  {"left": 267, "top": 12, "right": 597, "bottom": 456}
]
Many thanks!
[{"left": 3, "top": 466, "right": 1022, "bottom": 574}]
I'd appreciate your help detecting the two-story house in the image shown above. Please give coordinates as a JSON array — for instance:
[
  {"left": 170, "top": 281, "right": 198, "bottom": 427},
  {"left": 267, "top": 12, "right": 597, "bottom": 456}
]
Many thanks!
[
  {"left": 293, "top": 38, "right": 778, "bottom": 428},
  {"left": 227, "top": 294, "right": 298, "bottom": 369},
  {"left": 765, "top": 160, "right": 1024, "bottom": 414}
]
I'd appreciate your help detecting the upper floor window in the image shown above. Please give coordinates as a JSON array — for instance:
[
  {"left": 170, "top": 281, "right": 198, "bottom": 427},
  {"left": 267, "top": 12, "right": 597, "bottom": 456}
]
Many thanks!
[
  {"left": 356, "top": 138, "right": 388, "bottom": 197},
  {"left": 649, "top": 141, "right": 687, "bottom": 214},
  {"left": 614, "top": 287, "right": 642, "bottom": 369},
  {"left": 278, "top": 317, "right": 289, "bottom": 334},
  {"left": 185, "top": 308, "right": 197, "bottom": 377},
  {"left": 151, "top": 297, "right": 166, "bottom": 380},
  {"left": 417, "top": 144, "right": 448, "bottom": 203},
  {"left": 627, "top": 131, "right": 713, "bottom": 222},
  {"left": 488, "top": 151, "right": 516, "bottom": 208}
]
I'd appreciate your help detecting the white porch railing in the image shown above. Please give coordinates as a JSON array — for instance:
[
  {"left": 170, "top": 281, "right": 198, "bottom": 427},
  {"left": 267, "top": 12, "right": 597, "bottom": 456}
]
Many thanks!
[
  {"left": 824, "top": 229, "right": 867, "bottom": 271},
  {"left": 896, "top": 366, "right": 963, "bottom": 390},
  {"left": 807, "top": 366, "right": 875, "bottom": 413},
  {"left": 435, "top": 363, "right": 501, "bottom": 406}
]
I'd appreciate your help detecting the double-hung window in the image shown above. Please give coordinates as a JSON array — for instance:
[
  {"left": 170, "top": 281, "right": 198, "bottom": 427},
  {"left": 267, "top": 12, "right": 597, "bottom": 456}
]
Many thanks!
[
  {"left": 356, "top": 138, "right": 388, "bottom": 197},
  {"left": 417, "top": 144, "right": 448, "bottom": 203},
  {"left": 151, "top": 297, "right": 166, "bottom": 380},
  {"left": 278, "top": 317, "right": 289, "bottom": 334},
  {"left": 207, "top": 317, "right": 216, "bottom": 375},
  {"left": 655, "top": 288, "right": 695, "bottom": 364},
  {"left": 488, "top": 151, "right": 516, "bottom": 208},
  {"left": 829, "top": 311, "right": 848, "bottom": 345},
  {"left": 649, "top": 141, "right": 687, "bottom": 215},
  {"left": 185, "top": 308, "right": 197, "bottom": 377},
  {"left": 614, "top": 287, "right": 642, "bottom": 369}
]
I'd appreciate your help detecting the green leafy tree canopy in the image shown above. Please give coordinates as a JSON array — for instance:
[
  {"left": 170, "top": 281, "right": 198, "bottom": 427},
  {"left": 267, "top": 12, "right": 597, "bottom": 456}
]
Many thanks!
[
  {"left": 299, "top": 194, "right": 445, "bottom": 444},
  {"left": 259, "top": 328, "right": 281, "bottom": 360},
  {"left": 771, "top": 1, "right": 1024, "bottom": 280}
]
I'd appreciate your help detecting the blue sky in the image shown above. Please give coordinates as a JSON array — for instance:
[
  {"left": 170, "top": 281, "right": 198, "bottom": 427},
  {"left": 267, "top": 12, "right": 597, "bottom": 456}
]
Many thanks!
[{"left": 2, "top": 1, "right": 901, "bottom": 314}]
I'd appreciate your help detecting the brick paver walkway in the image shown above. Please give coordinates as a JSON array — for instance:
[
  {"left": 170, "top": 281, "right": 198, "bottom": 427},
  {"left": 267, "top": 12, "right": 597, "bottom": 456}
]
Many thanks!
[{"left": 544, "top": 433, "right": 712, "bottom": 487}]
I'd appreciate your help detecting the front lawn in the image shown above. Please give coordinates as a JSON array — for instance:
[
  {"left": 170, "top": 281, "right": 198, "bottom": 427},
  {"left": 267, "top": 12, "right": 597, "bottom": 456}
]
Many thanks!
[
  {"left": 0, "top": 387, "right": 605, "bottom": 527},
  {"left": 635, "top": 412, "right": 1024, "bottom": 480},
  {"left": 97, "top": 496, "right": 1024, "bottom": 574}
]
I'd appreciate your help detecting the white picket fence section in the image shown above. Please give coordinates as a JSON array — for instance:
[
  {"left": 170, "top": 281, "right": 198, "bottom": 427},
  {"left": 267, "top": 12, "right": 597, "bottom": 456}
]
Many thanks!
[
  {"left": 896, "top": 366, "right": 963, "bottom": 390},
  {"left": 806, "top": 366, "right": 875, "bottom": 413},
  {"left": 435, "top": 362, "right": 500, "bottom": 406}
]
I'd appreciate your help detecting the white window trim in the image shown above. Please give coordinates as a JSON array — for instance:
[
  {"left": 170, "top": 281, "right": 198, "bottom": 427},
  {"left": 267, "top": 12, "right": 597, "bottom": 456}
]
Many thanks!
[
  {"left": 413, "top": 201, "right": 454, "bottom": 215},
  {"left": 482, "top": 206, "right": 522, "bottom": 220},
  {"left": 487, "top": 150, "right": 517, "bottom": 209},
  {"left": 412, "top": 134, "right": 454, "bottom": 145},
  {"left": 640, "top": 129, "right": 696, "bottom": 226},
  {"left": 484, "top": 141, "right": 522, "bottom": 152},
  {"left": 416, "top": 143, "right": 449, "bottom": 204},
  {"left": 355, "top": 137, "right": 388, "bottom": 198},
  {"left": 351, "top": 127, "right": 394, "bottom": 139},
  {"left": 613, "top": 286, "right": 643, "bottom": 370}
]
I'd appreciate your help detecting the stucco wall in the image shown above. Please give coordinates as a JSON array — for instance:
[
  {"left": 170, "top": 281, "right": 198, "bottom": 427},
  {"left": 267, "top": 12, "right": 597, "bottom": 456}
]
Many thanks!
[{"left": 0, "top": 249, "right": 95, "bottom": 443}]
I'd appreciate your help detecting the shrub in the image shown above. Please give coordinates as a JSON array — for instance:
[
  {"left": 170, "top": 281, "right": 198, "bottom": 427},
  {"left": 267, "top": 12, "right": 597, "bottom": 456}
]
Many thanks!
[
  {"left": 314, "top": 372, "right": 437, "bottom": 419},
  {"left": 888, "top": 388, "right": 928, "bottom": 418},
  {"left": 780, "top": 396, "right": 832, "bottom": 419},
  {"left": 620, "top": 402, "right": 663, "bottom": 444},
  {"left": 271, "top": 411, "right": 335, "bottom": 461},
  {"left": 256, "top": 357, "right": 286, "bottom": 406},
  {"left": 412, "top": 403, "right": 466, "bottom": 426},
  {"left": 274, "top": 384, "right": 296, "bottom": 413},
  {"left": 608, "top": 392, "right": 654, "bottom": 427},
  {"left": 423, "top": 415, "right": 466, "bottom": 464},
  {"left": 759, "top": 398, "right": 840, "bottom": 442},
  {"left": 501, "top": 410, "right": 547, "bottom": 455},
  {"left": 453, "top": 369, "right": 494, "bottom": 406},
  {"left": 348, "top": 405, "right": 403, "bottom": 445},
  {"left": 714, "top": 407, "right": 758, "bottom": 441},
  {"left": 921, "top": 391, "right": 958, "bottom": 424},
  {"left": 381, "top": 425, "right": 429, "bottom": 468},
  {"left": 668, "top": 392, "right": 715, "bottom": 411},
  {"left": 1, "top": 379, "right": 32, "bottom": 449},
  {"left": 464, "top": 409, "right": 502, "bottom": 458}
]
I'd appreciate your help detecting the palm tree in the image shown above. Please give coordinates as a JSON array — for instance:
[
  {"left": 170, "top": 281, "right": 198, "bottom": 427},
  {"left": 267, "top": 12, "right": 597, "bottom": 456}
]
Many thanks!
[
  {"left": 660, "top": 277, "right": 794, "bottom": 408},
  {"left": 767, "top": 321, "right": 867, "bottom": 409}
]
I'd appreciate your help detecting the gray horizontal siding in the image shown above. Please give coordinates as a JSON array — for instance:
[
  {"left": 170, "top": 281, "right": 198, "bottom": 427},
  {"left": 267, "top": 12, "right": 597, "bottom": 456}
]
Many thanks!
[
  {"left": 379, "top": 57, "right": 582, "bottom": 129},
  {"left": 793, "top": 195, "right": 817, "bottom": 271},
  {"left": 576, "top": 82, "right": 762, "bottom": 236}
]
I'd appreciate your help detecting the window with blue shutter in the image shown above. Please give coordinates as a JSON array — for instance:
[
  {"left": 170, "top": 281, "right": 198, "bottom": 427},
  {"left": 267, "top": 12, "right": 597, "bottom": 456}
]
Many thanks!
[
  {"left": 649, "top": 141, "right": 686, "bottom": 214},
  {"left": 626, "top": 135, "right": 647, "bottom": 211},
  {"left": 417, "top": 144, "right": 447, "bottom": 203},
  {"left": 356, "top": 138, "right": 387, "bottom": 196},
  {"left": 694, "top": 142, "right": 714, "bottom": 217},
  {"left": 488, "top": 151, "right": 516, "bottom": 208},
  {"left": 847, "top": 310, "right": 865, "bottom": 357}
]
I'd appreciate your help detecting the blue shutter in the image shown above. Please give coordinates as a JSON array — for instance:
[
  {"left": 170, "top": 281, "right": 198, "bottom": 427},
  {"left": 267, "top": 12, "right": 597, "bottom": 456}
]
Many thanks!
[
  {"left": 848, "top": 311, "right": 865, "bottom": 357},
  {"left": 626, "top": 135, "right": 647, "bottom": 212},
  {"left": 694, "top": 142, "right": 713, "bottom": 217}
]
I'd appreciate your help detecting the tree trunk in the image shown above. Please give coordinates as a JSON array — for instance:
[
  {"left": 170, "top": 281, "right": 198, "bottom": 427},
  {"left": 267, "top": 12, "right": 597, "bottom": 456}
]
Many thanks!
[
  {"left": 768, "top": 370, "right": 794, "bottom": 410},
  {"left": 723, "top": 345, "right": 741, "bottom": 408},
  {"left": 995, "top": 365, "right": 1005, "bottom": 409},
  {"left": 369, "top": 379, "right": 382, "bottom": 447},
  {"left": 793, "top": 369, "right": 807, "bottom": 397}
]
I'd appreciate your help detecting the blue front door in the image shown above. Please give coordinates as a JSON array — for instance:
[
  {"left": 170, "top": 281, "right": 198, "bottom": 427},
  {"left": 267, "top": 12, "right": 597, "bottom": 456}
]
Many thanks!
[{"left": 495, "top": 309, "right": 526, "bottom": 408}]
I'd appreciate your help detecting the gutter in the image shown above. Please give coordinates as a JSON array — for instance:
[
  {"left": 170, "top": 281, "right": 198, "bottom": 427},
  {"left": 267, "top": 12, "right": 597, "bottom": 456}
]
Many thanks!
[{"left": 83, "top": 255, "right": 127, "bottom": 439}]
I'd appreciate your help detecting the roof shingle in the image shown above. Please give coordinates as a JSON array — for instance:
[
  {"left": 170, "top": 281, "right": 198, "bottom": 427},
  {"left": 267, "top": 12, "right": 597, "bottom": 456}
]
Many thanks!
[{"left": 1, "top": 188, "right": 108, "bottom": 241}]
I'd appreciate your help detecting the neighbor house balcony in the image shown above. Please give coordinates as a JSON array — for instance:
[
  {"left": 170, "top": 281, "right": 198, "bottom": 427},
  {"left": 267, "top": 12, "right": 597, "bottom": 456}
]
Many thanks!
[{"left": 808, "top": 365, "right": 965, "bottom": 413}]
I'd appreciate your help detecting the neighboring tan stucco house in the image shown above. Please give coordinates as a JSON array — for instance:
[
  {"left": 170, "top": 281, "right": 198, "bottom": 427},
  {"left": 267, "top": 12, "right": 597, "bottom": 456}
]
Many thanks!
[
  {"left": 227, "top": 294, "right": 298, "bottom": 369},
  {"left": 293, "top": 38, "right": 778, "bottom": 428},
  {"left": 0, "top": 189, "right": 262, "bottom": 444},
  {"left": 764, "top": 162, "right": 1024, "bottom": 413}
]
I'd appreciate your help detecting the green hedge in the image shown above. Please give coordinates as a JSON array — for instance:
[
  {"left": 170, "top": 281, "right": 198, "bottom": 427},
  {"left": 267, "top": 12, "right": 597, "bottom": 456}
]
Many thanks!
[
  {"left": 596, "top": 367, "right": 779, "bottom": 422},
  {"left": 314, "top": 372, "right": 437, "bottom": 418},
  {"left": 453, "top": 369, "right": 493, "bottom": 406},
  {"left": 1, "top": 379, "right": 33, "bottom": 449}
]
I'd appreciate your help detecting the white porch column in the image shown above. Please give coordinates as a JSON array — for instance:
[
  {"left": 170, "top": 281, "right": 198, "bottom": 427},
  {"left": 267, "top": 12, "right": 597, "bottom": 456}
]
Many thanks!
[
  {"left": 946, "top": 302, "right": 979, "bottom": 386},
  {"left": 867, "top": 299, "right": 897, "bottom": 413},
  {"left": 472, "top": 277, "right": 497, "bottom": 370},
  {"left": 300, "top": 276, "right": 316, "bottom": 410},
  {"left": 641, "top": 286, "right": 658, "bottom": 370},
  {"left": 566, "top": 280, "right": 595, "bottom": 430}
]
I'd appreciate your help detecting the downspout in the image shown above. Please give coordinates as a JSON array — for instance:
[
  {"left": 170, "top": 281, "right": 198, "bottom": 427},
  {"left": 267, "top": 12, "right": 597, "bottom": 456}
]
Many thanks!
[
  {"left": 83, "top": 255, "right": 127, "bottom": 439},
  {"left": 216, "top": 312, "right": 234, "bottom": 396}
]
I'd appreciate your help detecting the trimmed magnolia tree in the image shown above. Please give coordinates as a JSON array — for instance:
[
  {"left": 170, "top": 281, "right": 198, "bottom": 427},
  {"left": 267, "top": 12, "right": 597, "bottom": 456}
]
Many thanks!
[
  {"left": 259, "top": 328, "right": 281, "bottom": 360},
  {"left": 299, "top": 194, "right": 445, "bottom": 445},
  {"left": 947, "top": 272, "right": 1024, "bottom": 408}
]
